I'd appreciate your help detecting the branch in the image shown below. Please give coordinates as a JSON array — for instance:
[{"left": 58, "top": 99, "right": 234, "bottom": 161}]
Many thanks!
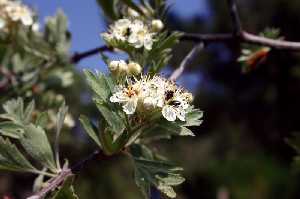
[
  {"left": 180, "top": 33, "right": 235, "bottom": 43},
  {"left": 27, "top": 150, "right": 103, "bottom": 199},
  {"left": 71, "top": 45, "right": 113, "bottom": 64},
  {"left": 169, "top": 43, "right": 204, "bottom": 81},
  {"left": 226, "top": 0, "right": 242, "bottom": 35},
  {"left": 181, "top": 31, "right": 300, "bottom": 51},
  {"left": 241, "top": 31, "right": 300, "bottom": 50}
]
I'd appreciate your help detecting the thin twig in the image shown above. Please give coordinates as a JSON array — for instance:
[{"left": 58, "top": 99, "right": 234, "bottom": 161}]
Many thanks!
[
  {"left": 181, "top": 33, "right": 235, "bottom": 43},
  {"left": 226, "top": 0, "right": 242, "bottom": 35},
  {"left": 169, "top": 43, "right": 204, "bottom": 81},
  {"left": 241, "top": 31, "right": 300, "bottom": 50},
  {"left": 71, "top": 45, "right": 113, "bottom": 64},
  {"left": 27, "top": 150, "right": 103, "bottom": 199},
  {"left": 27, "top": 166, "right": 72, "bottom": 199},
  {"left": 181, "top": 31, "right": 300, "bottom": 51}
]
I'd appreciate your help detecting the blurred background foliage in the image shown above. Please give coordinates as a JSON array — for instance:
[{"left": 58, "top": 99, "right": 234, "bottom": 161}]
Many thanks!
[{"left": 2, "top": 0, "right": 300, "bottom": 198}]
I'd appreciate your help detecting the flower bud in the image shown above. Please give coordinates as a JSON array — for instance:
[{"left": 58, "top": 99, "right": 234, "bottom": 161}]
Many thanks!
[
  {"left": 151, "top": 19, "right": 164, "bottom": 32},
  {"left": 127, "top": 8, "right": 140, "bottom": 17},
  {"left": 109, "top": 60, "right": 119, "bottom": 72},
  {"left": 118, "top": 60, "right": 128, "bottom": 74},
  {"left": 127, "top": 62, "right": 142, "bottom": 75},
  {"left": 101, "top": 32, "right": 113, "bottom": 42},
  {"left": 183, "top": 92, "right": 194, "bottom": 103},
  {"left": 31, "top": 22, "right": 39, "bottom": 32}
]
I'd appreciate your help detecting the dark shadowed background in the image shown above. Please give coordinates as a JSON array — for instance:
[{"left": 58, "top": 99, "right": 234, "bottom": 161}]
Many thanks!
[{"left": 2, "top": 0, "right": 300, "bottom": 198}]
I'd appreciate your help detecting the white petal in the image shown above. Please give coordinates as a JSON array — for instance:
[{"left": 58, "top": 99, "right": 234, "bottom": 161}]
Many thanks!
[
  {"left": 110, "top": 92, "right": 126, "bottom": 103},
  {"left": 162, "top": 105, "right": 176, "bottom": 121},
  {"left": 144, "top": 35, "right": 153, "bottom": 50},
  {"left": 123, "top": 99, "right": 137, "bottom": 115},
  {"left": 143, "top": 97, "right": 156, "bottom": 109},
  {"left": 21, "top": 15, "right": 33, "bottom": 26},
  {"left": 0, "top": 18, "right": 6, "bottom": 29},
  {"left": 128, "top": 34, "right": 138, "bottom": 43},
  {"left": 176, "top": 108, "right": 186, "bottom": 121}
]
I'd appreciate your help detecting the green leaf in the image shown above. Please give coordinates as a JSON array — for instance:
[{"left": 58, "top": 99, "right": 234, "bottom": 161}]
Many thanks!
[
  {"left": 0, "top": 122, "right": 24, "bottom": 139},
  {"left": 148, "top": 31, "right": 182, "bottom": 73},
  {"left": 1, "top": 98, "right": 35, "bottom": 125},
  {"left": 0, "top": 137, "right": 36, "bottom": 172},
  {"left": 24, "top": 100, "right": 35, "bottom": 124},
  {"left": 183, "top": 108, "right": 203, "bottom": 127},
  {"left": 56, "top": 102, "right": 68, "bottom": 137},
  {"left": 120, "top": 0, "right": 144, "bottom": 15},
  {"left": 79, "top": 115, "right": 102, "bottom": 148},
  {"left": 84, "top": 70, "right": 113, "bottom": 101},
  {"left": 131, "top": 145, "right": 185, "bottom": 198},
  {"left": 45, "top": 9, "right": 71, "bottom": 57},
  {"left": 99, "top": 125, "right": 128, "bottom": 155},
  {"left": 20, "top": 124, "right": 57, "bottom": 172},
  {"left": 35, "top": 112, "right": 49, "bottom": 129},
  {"left": 1, "top": 98, "right": 24, "bottom": 124},
  {"left": 143, "top": 120, "right": 195, "bottom": 140},
  {"left": 51, "top": 177, "right": 79, "bottom": 199},
  {"left": 97, "top": 0, "right": 119, "bottom": 20},
  {"left": 95, "top": 100, "right": 125, "bottom": 138}
]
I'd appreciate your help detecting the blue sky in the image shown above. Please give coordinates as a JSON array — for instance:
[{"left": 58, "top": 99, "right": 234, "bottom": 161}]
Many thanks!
[
  {"left": 23, "top": 0, "right": 209, "bottom": 91},
  {"left": 23, "top": 0, "right": 209, "bottom": 68}
]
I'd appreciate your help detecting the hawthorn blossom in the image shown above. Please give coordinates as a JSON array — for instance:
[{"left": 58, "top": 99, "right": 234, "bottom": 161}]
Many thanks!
[
  {"left": 128, "top": 19, "right": 155, "bottom": 50},
  {"left": 0, "top": 0, "right": 34, "bottom": 30},
  {"left": 101, "top": 18, "right": 162, "bottom": 50},
  {"left": 109, "top": 75, "right": 193, "bottom": 121},
  {"left": 110, "top": 81, "right": 141, "bottom": 115}
]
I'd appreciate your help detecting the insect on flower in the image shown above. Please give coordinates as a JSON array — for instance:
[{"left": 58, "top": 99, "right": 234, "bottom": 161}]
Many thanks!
[{"left": 110, "top": 74, "right": 193, "bottom": 122}]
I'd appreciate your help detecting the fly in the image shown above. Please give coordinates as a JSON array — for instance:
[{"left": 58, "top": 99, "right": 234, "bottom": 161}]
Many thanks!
[{"left": 165, "top": 90, "right": 174, "bottom": 101}]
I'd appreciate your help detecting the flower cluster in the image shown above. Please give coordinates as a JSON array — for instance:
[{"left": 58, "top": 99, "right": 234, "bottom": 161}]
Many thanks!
[
  {"left": 110, "top": 75, "right": 193, "bottom": 122},
  {"left": 101, "top": 18, "right": 164, "bottom": 50},
  {"left": 0, "top": 0, "right": 34, "bottom": 30}
]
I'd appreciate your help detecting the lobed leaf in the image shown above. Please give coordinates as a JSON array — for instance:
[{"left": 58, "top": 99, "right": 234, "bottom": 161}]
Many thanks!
[
  {"left": 20, "top": 124, "right": 57, "bottom": 172},
  {"left": 0, "top": 122, "right": 24, "bottom": 139},
  {"left": 131, "top": 145, "right": 185, "bottom": 198},
  {"left": 79, "top": 115, "right": 102, "bottom": 148},
  {"left": 0, "top": 137, "right": 36, "bottom": 172}
]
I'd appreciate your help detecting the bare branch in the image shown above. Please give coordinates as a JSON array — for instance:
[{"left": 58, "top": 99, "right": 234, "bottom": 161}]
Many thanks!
[
  {"left": 169, "top": 43, "right": 204, "bottom": 81},
  {"left": 27, "top": 150, "right": 102, "bottom": 199},
  {"left": 181, "top": 31, "right": 300, "bottom": 51},
  {"left": 71, "top": 45, "right": 113, "bottom": 64},
  {"left": 181, "top": 33, "right": 235, "bottom": 43},
  {"left": 242, "top": 31, "right": 300, "bottom": 50},
  {"left": 226, "top": 0, "right": 242, "bottom": 35},
  {"left": 27, "top": 166, "right": 72, "bottom": 199}
]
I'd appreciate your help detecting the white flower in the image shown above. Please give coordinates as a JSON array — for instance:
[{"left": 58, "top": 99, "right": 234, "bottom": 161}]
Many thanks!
[
  {"left": 102, "top": 18, "right": 156, "bottom": 50},
  {"left": 6, "top": 2, "right": 33, "bottom": 25},
  {"left": 0, "top": 0, "right": 34, "bottom": 29},
  {"left": 111, "top": 18, "right": 131, "bottom": 41},
  {"left": 109, "top": 75, "right": 193, "bottom": 121},
  {"left": 151, "top": 19, "right": 164, "bottom": 32},
  {"left": 128, "top": 19, "right": 155, "bottom": 50},
  {"left": 110, "top": 84, "right": 139, "bottom": 115}
]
